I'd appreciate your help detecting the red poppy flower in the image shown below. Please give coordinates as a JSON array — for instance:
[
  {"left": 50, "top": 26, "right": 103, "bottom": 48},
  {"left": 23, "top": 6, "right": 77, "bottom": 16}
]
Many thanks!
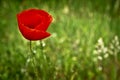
[{"left": 17, "top": 8, "right": 52, "bottom": 40}]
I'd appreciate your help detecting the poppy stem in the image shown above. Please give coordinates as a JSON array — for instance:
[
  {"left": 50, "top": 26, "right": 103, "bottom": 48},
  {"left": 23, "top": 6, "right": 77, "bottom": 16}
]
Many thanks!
[
  {"left": 29, "top": 40, "right": 35, "bottom": 55},
  {"left": 29, "top": 40, "right": 39, "bottom": 80},
  {"left": 40, "top": 40, "right": 43, "bottom": 54}
]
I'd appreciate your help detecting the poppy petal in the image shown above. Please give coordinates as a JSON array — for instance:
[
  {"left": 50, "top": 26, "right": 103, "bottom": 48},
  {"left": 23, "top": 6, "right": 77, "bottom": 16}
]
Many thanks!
[
  {"left": 35, "top": 14, "right": 52, "bottom": 31},
  {"left": 32, "top": 9, "right": 53, "bottom": 31},
  {"left": 18, "top": 23, "right": 50, "bottom": 40},
  {"left": 17, "top": 10, "right": 42, "bottom": 29}
]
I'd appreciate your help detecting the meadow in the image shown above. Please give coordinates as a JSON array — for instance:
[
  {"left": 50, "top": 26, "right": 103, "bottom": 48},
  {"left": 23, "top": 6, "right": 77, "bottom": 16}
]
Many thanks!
[{"left": 0, "top": 0, "right": 120, "bottom": 80}]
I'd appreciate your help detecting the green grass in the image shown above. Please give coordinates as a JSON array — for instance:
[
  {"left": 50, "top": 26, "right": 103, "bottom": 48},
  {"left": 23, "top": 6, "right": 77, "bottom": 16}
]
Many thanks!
[{"left": 0, "top": 0, "right": 120, "bottom": 80}]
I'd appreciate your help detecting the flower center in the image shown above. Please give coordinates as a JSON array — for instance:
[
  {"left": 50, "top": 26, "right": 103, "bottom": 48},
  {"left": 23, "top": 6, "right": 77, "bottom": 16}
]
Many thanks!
[{"left": 23, "top": 14, "right": 42, "bottom": 29}]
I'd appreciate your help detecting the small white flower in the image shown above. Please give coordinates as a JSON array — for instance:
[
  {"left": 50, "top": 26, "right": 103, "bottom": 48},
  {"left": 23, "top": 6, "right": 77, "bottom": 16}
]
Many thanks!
[
  {"left": 33, "top": 50, "right": 36, "bottom": 54},
  {"left": 98, "top": 49, "right": 102, "bottom": 53},
  {"left": 42, "top": 41, "right": 46, "bottom": 47},
  {"left": 98, "top": 38, "right": 104, "bottom": 45},
  {"left": 26, "top": 58, "right": 31, "bottom": 63},
  {"left": 98, "top": 66, "right": 102, "bottom": 71},
  {"left": 103, "top": 47, "right": 108, "bottom": 53},
  {"left": 98, "top": 56, "right": 102, "bottom": 60},
  {"left": 104, "top": 53, "right": 109, "bottom": 58},
  {"left": 115, "top": 36, "right": 118, "bottom": 41}
]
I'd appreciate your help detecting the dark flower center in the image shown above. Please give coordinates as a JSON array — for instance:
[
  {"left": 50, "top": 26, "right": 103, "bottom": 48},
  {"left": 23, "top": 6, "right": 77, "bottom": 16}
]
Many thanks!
[{"left": 22, "top": 14, "right": 42, "bottom": 29}]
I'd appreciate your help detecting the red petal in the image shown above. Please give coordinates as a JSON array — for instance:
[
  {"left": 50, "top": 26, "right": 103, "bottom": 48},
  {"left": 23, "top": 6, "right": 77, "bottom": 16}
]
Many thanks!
[
  {"left": 17, "top": 9, "right": 42, "bottom": 29},
  {"left": 31, "top": 9, "right": 53, "bottom": 31},
  {"left": 17, "top": 9, "right": 52, "bottom": 31},
  {"left": 18, "top": 23, "right": 51, "bottom": 40},
  {"left": 35, "top": 14, "right": 52, "bottom": 31}
]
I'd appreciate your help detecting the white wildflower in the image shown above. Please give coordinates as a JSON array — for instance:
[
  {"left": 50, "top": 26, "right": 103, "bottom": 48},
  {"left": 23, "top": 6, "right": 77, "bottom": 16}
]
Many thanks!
[{"left": 98, "top": 56, "right": 102, "bottom": 60}]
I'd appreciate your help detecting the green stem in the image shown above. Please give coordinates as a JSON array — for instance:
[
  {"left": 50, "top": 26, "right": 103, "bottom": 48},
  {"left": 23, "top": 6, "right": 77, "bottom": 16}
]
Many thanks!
[
  {"left": 30, "top": 40, "right": 35, "bottom": 55},
  {"left": 29, "top": 40, "right": 40, "bottom": 80},
  {"left": 40, "top": 40, "right": 47, "bottom": 61},
  {"left": 40, "top": 40, "right": 43, "bottom": 54}
]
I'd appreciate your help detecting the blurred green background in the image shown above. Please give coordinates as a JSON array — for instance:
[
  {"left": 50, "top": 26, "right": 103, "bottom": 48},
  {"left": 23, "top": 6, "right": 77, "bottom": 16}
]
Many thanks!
[{"left": 0, "top": 0, "right": 120, "bottom": 80}]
